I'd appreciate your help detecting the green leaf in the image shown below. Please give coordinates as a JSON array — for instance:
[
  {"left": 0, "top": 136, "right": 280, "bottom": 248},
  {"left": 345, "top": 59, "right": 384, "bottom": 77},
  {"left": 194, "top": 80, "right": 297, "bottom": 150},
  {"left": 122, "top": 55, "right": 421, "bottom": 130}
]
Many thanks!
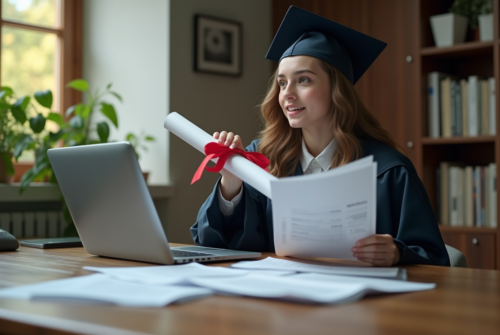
[
  {"left": 97, "top": 122, "right": 110, "bottom": 143},
  {"left": 49, "top": 130, "right": 63, "bottom": 142},
  {"left": 14, "top": 96, "right": 30, "bottom": 111},
  {"left": 0, "top": 86, "right": 13, "bottom": 98},
  {"left": 0, "top": 152, "right": 14, "bottom": 176},
  {"left": 10, "top": 107, "right": 27, "bottom": 125},
  {"left": 66, "top": 79, "right": 89, "bottom": 92},
  {"left": 145, "top": 136, "right": 155, "bottom": 141},
  {"left": 110, "top": 91, "right": 122, "bottom": 102},
  {"left": 100, "top": 103, "right": 118, "bottom": 127},
  {"left": 80, "top": 105, "right": 91, "bottom": 119},
  {"left": 29, "top": 113, "right": 46, "bottom": 134},
  {"left": 65, "top": 104, "right": 77, "bottom": 117},
  {"left": 0, "top": 91, "right": 6, "bottom": 100},
  {"left": 13, "top": 134, "right": 33, "bottom": 160},
  {"left": 19, "top": 169, "right": 35, "bottom": 193},
  {"left": 106, "top": 83, "right": 112, "bottom": 90},
  {"left": 69, "top": 115, "right": 83, "bottom": 129},
  {"left": 34, "top": 90, "right": 53, "bottom": 109},
  {"left": 47, "top": 112, "right": 63, "bottom": 126},
  {"left": 125, "top": 133, "right": 135, "bottom": 142}
]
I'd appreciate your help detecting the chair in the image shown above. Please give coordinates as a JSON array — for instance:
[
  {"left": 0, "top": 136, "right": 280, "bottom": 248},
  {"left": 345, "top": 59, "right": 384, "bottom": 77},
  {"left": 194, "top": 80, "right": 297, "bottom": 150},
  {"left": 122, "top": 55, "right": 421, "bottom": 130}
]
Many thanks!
[{"left": 445, "top": 244, "right": 467, "bottom": 268}]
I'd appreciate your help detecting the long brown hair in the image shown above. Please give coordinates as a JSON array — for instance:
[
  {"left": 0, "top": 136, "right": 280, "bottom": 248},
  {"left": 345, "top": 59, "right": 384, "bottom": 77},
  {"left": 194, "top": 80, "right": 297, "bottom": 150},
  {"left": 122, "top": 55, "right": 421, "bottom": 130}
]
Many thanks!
[{"left": 258, "top": 59, "right": 397, "bottom": 178}]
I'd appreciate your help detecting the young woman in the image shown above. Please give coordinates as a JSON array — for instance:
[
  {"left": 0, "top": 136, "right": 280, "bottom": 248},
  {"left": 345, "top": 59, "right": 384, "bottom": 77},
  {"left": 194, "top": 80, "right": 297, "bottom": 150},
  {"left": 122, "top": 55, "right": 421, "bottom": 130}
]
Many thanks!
[{"left": 191, "top": 7, "right": 450, "bottom": 267}]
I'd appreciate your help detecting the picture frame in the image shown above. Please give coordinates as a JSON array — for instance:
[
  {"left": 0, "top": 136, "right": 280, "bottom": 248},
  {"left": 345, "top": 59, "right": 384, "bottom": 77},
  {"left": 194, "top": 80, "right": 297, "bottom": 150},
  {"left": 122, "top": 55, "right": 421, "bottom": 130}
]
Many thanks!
[{"left": 194, "top": 15, "right": 242, "bottom": 76}]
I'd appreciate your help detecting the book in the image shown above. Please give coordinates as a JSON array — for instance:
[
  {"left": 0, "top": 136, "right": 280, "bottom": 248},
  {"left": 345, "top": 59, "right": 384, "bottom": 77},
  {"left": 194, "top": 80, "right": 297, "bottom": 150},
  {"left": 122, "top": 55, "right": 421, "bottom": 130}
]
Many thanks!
[
  {"left": 468, "top": 76, "right": 481, "bottom": 136},
  {"left": 488, "top": 78, "right": 496, "bottom": 135},
  {"left": 439, "top": 162, "right": 463, "bottom": 225},
  {"left": 481, "top": 167, "right": 486, "bottom": 226},
  {"left": 428, "top": 71, "right": 447, "bottom": 138},
  {"left": 481, "top": 80, "right": 489, "bottom": 135},
  {"left": 461, "top": 79, "right": 469, "bottom": 136},
  {"left": 474, "top": 166, "right": 481, "bottom": 226},
  {"left": 489, "top": 163, "right": 497, "bottom": 228},
  {"left": 464, "top": 166, "right": 474, "bottom": 227},
  {"left": 485, "top": 166, "right": 490, "bottom": 228},
  {"left": 449, "top": 166, "right": 464, "bottom": 226},
  {"left": 454, "top": 80, "right": 462, "bottom": 136},
  {"left": 441, "top": 78, "right": 452, "bottom": 137}
]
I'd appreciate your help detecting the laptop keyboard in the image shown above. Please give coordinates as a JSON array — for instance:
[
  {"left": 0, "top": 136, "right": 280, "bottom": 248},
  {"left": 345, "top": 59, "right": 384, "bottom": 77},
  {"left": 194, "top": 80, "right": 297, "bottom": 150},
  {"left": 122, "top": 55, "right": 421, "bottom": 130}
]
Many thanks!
[{"left": 171, "top": 250, "right": 213, "bottom": 258}]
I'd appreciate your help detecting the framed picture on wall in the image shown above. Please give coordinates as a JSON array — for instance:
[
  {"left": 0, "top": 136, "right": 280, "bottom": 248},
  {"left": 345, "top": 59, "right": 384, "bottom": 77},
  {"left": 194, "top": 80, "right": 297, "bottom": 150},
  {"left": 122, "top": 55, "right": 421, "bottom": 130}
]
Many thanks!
[{"left": 194, "top": 15, "right": 242, "bottom": 76}]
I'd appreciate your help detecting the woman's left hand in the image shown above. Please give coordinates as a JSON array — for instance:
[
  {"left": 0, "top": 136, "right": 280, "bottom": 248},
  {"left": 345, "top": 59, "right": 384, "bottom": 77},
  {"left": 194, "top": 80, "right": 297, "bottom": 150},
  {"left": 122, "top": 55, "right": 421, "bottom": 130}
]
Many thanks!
[{"left": 351, "top": 234, "right": 401, "bottom": 266}]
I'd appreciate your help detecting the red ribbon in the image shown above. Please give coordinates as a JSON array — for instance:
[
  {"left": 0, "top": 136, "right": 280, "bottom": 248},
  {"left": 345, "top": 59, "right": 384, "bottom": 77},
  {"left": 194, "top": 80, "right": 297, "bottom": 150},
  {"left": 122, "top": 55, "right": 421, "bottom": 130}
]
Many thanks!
[{"left": 191, "top": 142, "right": 270, "bottom": 185}]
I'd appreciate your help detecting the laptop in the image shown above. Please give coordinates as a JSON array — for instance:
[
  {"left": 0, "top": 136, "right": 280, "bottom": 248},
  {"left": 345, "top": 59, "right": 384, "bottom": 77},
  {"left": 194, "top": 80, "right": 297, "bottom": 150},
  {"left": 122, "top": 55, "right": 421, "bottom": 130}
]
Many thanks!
[{"left": 47, "top": 142, "right": 261, "bottom": 264}]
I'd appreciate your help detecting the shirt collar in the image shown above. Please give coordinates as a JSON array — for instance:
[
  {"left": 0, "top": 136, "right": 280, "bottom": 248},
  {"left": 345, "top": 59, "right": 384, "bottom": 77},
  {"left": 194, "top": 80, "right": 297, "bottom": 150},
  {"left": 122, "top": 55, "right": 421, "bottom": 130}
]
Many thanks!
[{"left": 300, "top": 138, "right": 338, "bottom": 172}]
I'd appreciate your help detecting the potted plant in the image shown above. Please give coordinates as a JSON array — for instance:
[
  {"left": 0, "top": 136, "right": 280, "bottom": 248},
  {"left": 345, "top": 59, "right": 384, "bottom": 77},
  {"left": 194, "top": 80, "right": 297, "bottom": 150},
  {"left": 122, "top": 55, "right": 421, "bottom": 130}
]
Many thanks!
[
  {"left": 430, "top": 1, "right": 469, "bottom": 47},
  {"left": 19, "top": 79, "right": 122, "bottom": 236},
  {"left": 125, "top": 131, "right": 155, "bottom": 182},
  {"left": 0, "top": 86, "right": 53, "bottom": 183},
  {"left": 478, "top": 0, "right": 493, "bottom": 41}
]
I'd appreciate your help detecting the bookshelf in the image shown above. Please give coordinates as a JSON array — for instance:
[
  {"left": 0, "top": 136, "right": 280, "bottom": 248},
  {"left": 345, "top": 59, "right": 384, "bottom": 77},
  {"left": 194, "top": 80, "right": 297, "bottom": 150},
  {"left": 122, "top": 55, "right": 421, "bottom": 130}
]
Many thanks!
[{"left": 419, "top": 0, "right": 499, "bottom": 269}]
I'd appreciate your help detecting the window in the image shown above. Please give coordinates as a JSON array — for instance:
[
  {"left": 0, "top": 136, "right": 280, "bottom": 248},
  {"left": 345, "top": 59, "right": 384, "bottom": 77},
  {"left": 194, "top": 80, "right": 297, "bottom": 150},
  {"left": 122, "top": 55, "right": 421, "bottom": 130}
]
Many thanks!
[{"left": 0, "top": 0, "right": 82, "bottom": 134}]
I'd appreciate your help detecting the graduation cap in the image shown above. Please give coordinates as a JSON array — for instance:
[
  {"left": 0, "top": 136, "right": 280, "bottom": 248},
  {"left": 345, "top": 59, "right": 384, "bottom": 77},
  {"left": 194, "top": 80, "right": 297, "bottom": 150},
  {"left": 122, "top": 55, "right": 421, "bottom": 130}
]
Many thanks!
[{"left": 265, "top": 6, "right": 387, "bottom": 84}]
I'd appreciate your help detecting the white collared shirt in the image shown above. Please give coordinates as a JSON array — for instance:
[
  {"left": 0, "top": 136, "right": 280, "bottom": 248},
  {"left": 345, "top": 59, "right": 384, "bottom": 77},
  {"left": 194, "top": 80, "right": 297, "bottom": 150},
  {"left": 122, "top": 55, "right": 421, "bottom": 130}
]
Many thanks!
[{"left": 218, "top": 138, "right": 338, "bottom": 215}]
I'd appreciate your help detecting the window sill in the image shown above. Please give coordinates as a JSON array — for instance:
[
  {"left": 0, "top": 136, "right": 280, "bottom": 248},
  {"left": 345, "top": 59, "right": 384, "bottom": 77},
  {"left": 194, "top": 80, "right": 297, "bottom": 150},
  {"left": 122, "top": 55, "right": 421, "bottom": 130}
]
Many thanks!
[{"left": 0, "top": 183, "right": 174, "bottom": 202}]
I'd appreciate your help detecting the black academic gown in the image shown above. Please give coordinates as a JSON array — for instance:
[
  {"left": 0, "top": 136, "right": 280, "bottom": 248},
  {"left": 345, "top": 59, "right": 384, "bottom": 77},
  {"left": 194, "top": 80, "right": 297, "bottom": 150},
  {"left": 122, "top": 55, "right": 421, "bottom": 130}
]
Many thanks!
[{"left": 191, "top": 139, "right": 450, "bottom": 266}]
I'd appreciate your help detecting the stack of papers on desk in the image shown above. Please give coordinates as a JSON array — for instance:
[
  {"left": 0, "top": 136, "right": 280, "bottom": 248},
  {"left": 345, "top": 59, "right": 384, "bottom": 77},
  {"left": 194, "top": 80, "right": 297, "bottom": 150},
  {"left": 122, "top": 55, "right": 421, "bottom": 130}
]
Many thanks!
[
  {"left": 83, "top": 262, "right": 249, "bottom": 285},
  {"left": 230, "top": 257, "right": 405, "bottom": 279},
  {"left": 0, "top": 274, "right": 212, "bottom": 307},
  {"left": 0, "top": 261, "right": 434, "bottom": 307},
  {"left": 187, "top": 272, "right": 434, "bottom": 304}
]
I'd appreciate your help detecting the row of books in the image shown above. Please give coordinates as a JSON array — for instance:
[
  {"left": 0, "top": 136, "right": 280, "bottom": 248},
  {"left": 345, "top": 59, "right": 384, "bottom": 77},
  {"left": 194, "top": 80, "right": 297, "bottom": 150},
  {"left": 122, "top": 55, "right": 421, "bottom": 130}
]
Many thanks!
[
  {"left": 437, "top": 162, "right": 497, "bottom": 228},
  {"left": 428, "top": 72, "right": 496, "bottom": 138}
]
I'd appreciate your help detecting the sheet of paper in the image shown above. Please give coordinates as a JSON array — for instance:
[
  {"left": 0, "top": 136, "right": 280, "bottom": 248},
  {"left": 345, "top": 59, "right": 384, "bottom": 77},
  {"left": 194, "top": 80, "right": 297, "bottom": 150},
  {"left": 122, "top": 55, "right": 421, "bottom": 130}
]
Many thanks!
[
  {"left": 230, "top": 257, "right": 400, "bottom": 278},
  {"left": 186, "top": 271, "right": 434, "bottom": 304},
  {"left": 271, "top": 157, "right": 377, "bottom": 260},
  {"left": 164, "top": 112, "right": 277, "bottom": 198},
  {"left": 84, "top": 262, "right": 248, "bottom": 285},
  {"left": 0, "top": 274, "right": 212, "bottom": 307},
  {"left": 187, "top": 273, "right": 367, "bottom": 304},
  {"left": 290, "top": 273, "right": 435, "bottom": 292}
]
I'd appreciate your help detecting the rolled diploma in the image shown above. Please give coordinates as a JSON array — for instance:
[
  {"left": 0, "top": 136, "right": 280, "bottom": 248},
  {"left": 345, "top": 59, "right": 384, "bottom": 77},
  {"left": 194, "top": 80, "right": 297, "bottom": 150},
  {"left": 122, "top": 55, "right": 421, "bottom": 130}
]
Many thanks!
[{"left": 164, "top": 112, "right": 277, "bottom": 199}]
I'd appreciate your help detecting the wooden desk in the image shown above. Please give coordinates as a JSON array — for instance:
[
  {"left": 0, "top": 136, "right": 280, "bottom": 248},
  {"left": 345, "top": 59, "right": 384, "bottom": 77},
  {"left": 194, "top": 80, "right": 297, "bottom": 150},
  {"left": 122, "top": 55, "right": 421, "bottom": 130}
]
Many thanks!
[{"left": 0, "top": 246, "right": 499, "bottom": 335}]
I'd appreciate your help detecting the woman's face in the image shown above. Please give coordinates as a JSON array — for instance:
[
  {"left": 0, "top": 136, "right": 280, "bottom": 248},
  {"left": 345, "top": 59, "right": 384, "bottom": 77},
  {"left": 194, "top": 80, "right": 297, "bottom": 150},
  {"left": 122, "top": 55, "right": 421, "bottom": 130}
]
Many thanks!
[{"left": 277, "top": 56, "right": 333, "bottom": 132}]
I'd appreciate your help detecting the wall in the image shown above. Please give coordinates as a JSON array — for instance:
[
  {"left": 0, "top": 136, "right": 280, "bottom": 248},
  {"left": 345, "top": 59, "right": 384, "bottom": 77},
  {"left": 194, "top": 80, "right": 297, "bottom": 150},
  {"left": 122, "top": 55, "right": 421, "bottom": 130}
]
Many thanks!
[
  {"left": 82, "top": 0, "right": 169, "bottom": 184},
  {"left": 169, "top": 0, "right": 272, "bottom": 243}
]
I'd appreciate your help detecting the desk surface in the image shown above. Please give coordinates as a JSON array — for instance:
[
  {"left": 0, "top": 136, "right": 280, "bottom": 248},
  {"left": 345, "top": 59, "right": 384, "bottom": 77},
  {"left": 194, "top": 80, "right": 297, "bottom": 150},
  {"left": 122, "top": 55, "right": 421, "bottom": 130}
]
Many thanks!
[{"left": 0, "top": 246, "right": 499, "bottom": 335}]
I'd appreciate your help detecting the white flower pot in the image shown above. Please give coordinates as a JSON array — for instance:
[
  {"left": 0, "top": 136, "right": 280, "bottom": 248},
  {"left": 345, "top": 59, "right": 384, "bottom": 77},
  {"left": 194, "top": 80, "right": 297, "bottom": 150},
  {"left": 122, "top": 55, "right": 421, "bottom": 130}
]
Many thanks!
[
  {"left": 430, "top": 13, "right": 468, "bottom": 47},
  {"left": 479, "top": 13, "right": 494, "bottom": 42}
]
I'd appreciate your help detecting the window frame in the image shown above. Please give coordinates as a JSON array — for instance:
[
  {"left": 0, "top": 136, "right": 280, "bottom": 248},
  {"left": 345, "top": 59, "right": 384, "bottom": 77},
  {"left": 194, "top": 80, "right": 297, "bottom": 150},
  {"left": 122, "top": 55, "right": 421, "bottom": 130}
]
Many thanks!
[{"left": 0, "top": 0, "right": 82, "bottom": 115}]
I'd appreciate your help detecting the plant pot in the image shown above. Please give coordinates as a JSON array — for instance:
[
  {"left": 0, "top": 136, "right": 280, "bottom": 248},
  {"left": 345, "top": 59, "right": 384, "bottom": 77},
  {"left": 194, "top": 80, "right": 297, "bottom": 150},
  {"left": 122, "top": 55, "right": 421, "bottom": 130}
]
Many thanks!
[
  {"left": 142, "top": 171, "right": 150, "bottom": 183},
  {"left": 0, "top": 154, "right": 13, "bottom": 184},
  {"left": 479, "top": 13, "right": 493, "bottom": 42},
  {"left": 13, "top": 162, "right": 34, "bottom": 182},
  {"left": 430, "top": 13, "right": 468, "bottom": 47}
]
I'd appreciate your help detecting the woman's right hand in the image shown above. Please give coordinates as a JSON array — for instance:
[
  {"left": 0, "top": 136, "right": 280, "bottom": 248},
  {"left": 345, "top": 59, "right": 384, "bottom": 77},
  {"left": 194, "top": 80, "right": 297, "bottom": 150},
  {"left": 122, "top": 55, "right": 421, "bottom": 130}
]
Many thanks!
[{"left": 213, "top": 131, "right": 244, "bottom": 200}]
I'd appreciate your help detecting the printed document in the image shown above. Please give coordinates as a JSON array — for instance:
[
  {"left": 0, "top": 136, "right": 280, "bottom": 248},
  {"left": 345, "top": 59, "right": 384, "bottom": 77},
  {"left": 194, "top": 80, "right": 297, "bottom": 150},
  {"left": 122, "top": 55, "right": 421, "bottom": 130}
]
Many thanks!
[
  {"left": 0, "top": 274, "right": 212, "bottom": 307},
  {"left": 231, "top": 257, "right": 400, "bottom": 278},
  {"left": 187, "top": 272, "right": 434, "bottom": 304},
  {"left": 84, "top": 262, "right": 248, "bottom": 285},
  {"left": 271, "top": 156, "right": 377, "bottom": 260}
]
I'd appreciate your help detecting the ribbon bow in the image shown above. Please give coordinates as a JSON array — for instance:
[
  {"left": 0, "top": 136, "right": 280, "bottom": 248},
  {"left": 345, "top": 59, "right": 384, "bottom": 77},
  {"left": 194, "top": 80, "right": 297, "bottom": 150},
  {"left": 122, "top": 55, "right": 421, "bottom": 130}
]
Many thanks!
[{"left": 191, "top": 142, "right": 270, "bottom": 184}]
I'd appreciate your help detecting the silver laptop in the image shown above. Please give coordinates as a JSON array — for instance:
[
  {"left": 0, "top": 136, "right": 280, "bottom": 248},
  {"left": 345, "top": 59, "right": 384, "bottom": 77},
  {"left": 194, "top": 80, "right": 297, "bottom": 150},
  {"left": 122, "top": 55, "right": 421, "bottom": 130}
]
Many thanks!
[{"left": 47, "top": 142, "right": 261, "bottom": 264}]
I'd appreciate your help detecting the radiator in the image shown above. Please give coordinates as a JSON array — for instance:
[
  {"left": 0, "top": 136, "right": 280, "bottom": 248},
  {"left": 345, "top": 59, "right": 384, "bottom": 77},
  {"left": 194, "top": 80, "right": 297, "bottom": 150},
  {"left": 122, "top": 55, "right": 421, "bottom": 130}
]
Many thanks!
[{"left": 0, "top": 211, "right": 67, "bottom": 238}]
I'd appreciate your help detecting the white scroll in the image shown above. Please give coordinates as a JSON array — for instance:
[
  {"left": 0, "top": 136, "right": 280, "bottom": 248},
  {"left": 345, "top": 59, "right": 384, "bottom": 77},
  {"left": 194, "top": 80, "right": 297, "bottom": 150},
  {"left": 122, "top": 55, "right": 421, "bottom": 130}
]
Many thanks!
[{"left": 163, "top": 112, "right": 277, "bottom": 198}]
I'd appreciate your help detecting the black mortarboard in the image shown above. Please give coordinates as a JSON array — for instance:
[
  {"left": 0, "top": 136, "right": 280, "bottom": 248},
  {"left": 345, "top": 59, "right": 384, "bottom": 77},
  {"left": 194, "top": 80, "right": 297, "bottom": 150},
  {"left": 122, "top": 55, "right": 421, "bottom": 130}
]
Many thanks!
[{"left": 265, "top": 6, "right": 387, "bottom": 84}]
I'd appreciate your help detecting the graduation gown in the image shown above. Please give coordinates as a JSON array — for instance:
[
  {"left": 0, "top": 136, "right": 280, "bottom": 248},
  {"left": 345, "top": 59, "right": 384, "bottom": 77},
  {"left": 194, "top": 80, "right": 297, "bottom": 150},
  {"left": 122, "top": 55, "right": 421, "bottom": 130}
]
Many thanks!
[{"left": 191, "top": 139, "right": 450, "bottom": 266}]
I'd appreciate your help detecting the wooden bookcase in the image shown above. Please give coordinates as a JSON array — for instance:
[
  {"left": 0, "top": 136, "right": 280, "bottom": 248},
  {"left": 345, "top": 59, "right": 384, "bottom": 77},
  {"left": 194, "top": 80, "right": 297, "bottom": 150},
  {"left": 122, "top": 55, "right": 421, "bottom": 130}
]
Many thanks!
[
  {"left": 419, "top": 0, "right": 499, "bottom": 269},
  {"left": 272, "top": 0, "right": 499, "bottom": 269}
]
